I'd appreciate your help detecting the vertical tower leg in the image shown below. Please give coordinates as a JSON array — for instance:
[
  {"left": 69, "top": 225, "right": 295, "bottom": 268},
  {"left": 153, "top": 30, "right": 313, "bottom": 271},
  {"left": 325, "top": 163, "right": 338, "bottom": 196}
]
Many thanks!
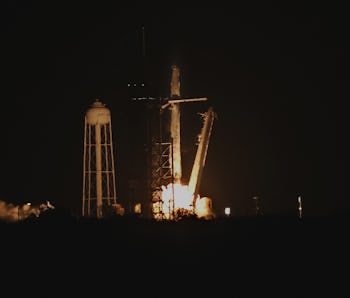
[
  {"left": 82, "top": 118, "right": 87, "bottom": 216},
  {"left": 95, "top": 123, "right": 103, "bottom": 218},
  {"left": 87, "top": 124, "right": 92, "bottom": 217},
  {"left": 104, "top": 124, "right": 111, "bottom": 206},
  {"left": 109, "top": 121, "right": 117, "bottom": 205}
]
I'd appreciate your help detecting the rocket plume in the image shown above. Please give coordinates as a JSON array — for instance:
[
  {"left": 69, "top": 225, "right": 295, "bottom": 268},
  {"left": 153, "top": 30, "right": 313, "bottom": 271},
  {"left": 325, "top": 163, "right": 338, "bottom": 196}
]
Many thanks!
[{"left": 152, "top": 182, "right": 214, "bottom": 220}]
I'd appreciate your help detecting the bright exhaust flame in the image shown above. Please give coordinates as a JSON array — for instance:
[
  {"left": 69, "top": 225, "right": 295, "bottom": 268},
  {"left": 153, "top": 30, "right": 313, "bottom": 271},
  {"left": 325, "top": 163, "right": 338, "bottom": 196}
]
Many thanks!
[{"left": 152, "top": 182, "right": 214, "bottom": 220}]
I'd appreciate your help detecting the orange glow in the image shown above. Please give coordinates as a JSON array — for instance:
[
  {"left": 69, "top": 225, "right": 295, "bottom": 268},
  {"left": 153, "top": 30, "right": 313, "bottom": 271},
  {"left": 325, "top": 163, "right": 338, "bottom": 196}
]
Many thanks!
[
  {"left": 0, "top": 200, "right": 55, "bottom": 222},
  {"left": 152, "top": 182, "right": 214, "bottom": 220}
]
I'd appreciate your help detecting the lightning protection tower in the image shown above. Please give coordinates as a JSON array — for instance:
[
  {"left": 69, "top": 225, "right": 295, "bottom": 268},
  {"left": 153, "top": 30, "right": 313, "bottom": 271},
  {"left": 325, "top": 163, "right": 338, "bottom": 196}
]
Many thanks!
[{"left": 82, "top": 99, "right": 118, "bottom": 218}]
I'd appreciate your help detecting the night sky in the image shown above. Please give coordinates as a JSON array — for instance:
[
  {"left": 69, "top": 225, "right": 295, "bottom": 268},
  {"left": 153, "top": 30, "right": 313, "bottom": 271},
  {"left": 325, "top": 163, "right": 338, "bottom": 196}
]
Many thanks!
[{"left": 1, "top": 3, "right": 347, "bottom": 217}]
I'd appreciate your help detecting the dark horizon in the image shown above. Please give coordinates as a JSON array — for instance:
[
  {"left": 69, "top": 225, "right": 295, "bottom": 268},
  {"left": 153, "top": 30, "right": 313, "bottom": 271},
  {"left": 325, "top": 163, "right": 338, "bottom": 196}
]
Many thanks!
[{"left": 1, "top": 3, "right": 347, "bottom": 217}]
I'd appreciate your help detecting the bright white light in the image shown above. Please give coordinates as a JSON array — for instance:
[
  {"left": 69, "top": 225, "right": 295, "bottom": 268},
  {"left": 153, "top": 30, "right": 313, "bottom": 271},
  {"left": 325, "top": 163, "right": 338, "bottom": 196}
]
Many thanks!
[
  {"left": 47, "top": 201, "right": 55, "bottom": 209},
  {"left": 224, "top": 207, "right": 230, "bottom": 216},
  {"left": 26, "top": 203, "right": 31, "bottom": 206},
  {"left": 134, "top": 203, "right": 141, "bottom": 214}
]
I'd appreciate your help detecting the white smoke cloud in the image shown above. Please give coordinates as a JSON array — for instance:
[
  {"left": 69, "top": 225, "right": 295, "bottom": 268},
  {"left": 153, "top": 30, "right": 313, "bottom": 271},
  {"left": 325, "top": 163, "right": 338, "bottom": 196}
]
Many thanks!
[{"left": 195, "top": 197, "right": 215, "bottom": 220}]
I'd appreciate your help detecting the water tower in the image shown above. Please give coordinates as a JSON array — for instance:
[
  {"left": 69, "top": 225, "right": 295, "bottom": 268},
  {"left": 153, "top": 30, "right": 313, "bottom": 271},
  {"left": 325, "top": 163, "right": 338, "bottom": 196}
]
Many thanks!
[{"left": 82, "top": 99, "right": 118, "bottom": 218}]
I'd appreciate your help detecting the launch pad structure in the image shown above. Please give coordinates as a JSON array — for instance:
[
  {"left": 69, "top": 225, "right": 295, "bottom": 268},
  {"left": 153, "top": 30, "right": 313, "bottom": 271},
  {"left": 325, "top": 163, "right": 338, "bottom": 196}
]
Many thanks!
[
  {"left": 148, "top": 65, "right": 216, "bottom": 220},
  {"left": 81, "top": 63, "right": 215, "bottom": 220}
]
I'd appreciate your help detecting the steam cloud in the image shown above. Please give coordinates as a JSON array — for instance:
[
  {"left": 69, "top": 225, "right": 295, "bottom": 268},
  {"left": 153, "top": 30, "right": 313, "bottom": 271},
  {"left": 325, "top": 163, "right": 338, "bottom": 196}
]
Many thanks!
[{"left": 0, "top": 200, "right": 54, "bottom": 222}]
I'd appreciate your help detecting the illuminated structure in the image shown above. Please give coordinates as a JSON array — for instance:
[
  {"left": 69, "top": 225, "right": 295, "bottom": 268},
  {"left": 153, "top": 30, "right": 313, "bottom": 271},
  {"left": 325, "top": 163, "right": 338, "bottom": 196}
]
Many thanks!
[
  {"left": 169, "top": 65, "right": 182, "bottom": 182},
  {"left": 298, "top": 196, "right": 303, "bottom": 219},
  {"left": 164, "top": 65, "right": 208, "bottom": 184},
  {"left": 82, "top": 99, "right": 120, "bottom": 218},
  {"left": 252, "top": 196, "right": 262, "bottom": 216},
  {"left": 152, "top": 65, "right": 214, "bottom": 220},
  {"left": 188, "top": 107, "right": 216, "bottom": 209}
]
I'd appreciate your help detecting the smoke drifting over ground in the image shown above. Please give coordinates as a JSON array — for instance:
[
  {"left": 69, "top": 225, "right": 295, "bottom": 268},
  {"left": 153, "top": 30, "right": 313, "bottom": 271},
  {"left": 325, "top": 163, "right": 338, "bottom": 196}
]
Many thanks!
[{"left": 0, "top": 200, "right": 54, "bottom": 222}]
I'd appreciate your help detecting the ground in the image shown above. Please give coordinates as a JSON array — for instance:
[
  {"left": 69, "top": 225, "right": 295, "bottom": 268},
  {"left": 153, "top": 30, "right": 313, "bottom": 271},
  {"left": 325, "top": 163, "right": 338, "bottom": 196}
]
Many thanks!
[{"left": 1, "top": 211, "right": 349, "bottom": 296}]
